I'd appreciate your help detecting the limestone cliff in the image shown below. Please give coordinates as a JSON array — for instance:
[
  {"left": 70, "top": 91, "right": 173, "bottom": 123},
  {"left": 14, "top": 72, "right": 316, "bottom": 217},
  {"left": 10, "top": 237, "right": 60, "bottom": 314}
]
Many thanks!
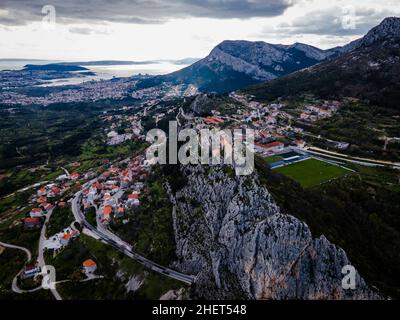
[{"left": 167, "top": 165, "right": 380, "bottom": 300}]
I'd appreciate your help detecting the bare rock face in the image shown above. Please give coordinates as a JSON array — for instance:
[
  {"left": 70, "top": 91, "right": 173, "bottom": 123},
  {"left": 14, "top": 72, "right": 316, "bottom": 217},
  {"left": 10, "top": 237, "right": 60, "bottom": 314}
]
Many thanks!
[
  {"left": 168, "top": 165, "right": 380, "bottom": 300},
  {"left": 125, "top": 275, "right": 145, "bottom": 293},
  {"left": 151, "top": 39, "right": 343, "bottom": 94},
  {"left": 207, "top": 46, "right": 276, "bottom": 81},
  {"left": 338, "top": 17, "right": 400, "bottom": 53},
  {"left": 360, "top": 17, "right": 400, "bottom": 48},
  {"left": 160, "top": 288, "right": 187, "bottom": 300}
]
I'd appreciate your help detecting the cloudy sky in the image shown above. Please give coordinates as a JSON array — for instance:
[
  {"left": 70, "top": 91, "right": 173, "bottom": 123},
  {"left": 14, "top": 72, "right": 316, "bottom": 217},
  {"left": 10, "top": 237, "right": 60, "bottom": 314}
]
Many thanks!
[{"left": 0, "top": 0, "right": 398, "bottom": 61}]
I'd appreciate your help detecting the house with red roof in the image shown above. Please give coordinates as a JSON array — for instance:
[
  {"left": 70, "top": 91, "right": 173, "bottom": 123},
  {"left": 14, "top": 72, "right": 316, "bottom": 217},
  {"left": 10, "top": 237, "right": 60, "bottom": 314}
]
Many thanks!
[
  {"left": 82, "top": 259, "right": 97, "bottom": 274},
  {"left": 127, "top": 192, "right": 140, "bottom": 202},
  {"left": 102, "top": 205, "right": 113, "bottom": 223},
  {"left": 204, "top": 116, "right": 224, "bottom": 125},
  {"left": 91, "top": 182, "right": 103, "bottom": 190},
  {"left": 295, "top": 139, "right": 306, "bottom": 148},
  {"left": 60, "top": 233, "right": 72, "bottom": 246},
  {"left": 70, "top": 172, "right": 80, "bottom": 180},
  {"left": 44, "top": 203, "right": 55, "bottom": 211},
  {"left": 115, "top": 206, "right": 125, "bottom": 218},
  {"left": 103, "top": 205, "right": 113, "bottom": 214},
  {"left": 29, "top": 208, "right": 44, "bottom": 218},
  {"left": 255, "top": 141, "right": 285, "bottom": 154},
  {"left": 121, "top": 178, "right": 131, "bottom": 188},
  {"left": 259, "top": 130, "right": 271, "bottom": 138},
  {"left": 128, "top": 198, "right": 140, "bottom": 207},
  {"left": 49, "top": 186, "right": 61, "bottom": 196},
  {"left": 37, "top": 187, "right": 47, "bottom": 197},
  {"left": 24, "top": 217, "right": 41, "bottom": 229},
  {"left": 37, "top": 196, "right": 47, "bottom": 204},
  {"left": 22, "top": 264, "right": 41, "bottom": 279}
]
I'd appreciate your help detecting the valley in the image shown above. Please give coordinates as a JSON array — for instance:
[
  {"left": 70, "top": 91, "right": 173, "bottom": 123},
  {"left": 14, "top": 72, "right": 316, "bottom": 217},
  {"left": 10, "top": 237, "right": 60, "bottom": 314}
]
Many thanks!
[{"left": 0, "top": 16, "right": 400, "bottom": 301}]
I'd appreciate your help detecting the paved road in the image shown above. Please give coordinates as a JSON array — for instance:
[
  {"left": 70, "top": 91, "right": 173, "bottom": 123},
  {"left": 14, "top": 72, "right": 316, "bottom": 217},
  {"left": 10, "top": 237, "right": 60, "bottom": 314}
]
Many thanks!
[
  {"left": 37, "top": 209, "right": 63, "bottom": 300},
  {"left": 61, "top": 167, "right": 70, "bottom": 178},
  {"left": 2, "top": 180, "right": 49, "bottom": 200},
  {"left": 0, "top": 241, "right": 31, "bottom": 261},
  {"left": 71, "top": 191, "right": 195, "bottom": 285},
  {"left": 0, "top": 241, "right": 42, "bottom": 294},
  {"left": 306, "top": 147, "right": 400, "bottom": 169}
]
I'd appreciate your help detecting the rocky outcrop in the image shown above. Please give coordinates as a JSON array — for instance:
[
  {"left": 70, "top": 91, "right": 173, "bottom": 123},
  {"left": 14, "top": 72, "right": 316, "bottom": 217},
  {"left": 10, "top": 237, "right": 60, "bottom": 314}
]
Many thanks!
[
  {"left": 148, "top": 39, "right": 343, "bottom": 93},
  {"left": 125, "top": 275, "right": 144, "bottom": 293},
  {"left": 360, "top": 17, "right": 400, "bottom": 48},
  {"left": 208, "top": 47, "right": 276, "bottom": 81},
  {"left": 168, "top": 165, "right": 380, "bottom": 300},
  {"left": 160, "top": 288, "right": 187, "bottom": 300}
]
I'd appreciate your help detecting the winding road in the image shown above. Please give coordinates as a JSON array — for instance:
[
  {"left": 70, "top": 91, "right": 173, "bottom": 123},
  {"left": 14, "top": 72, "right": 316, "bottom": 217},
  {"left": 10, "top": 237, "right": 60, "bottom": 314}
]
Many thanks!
[
  {"left": 37, "top": 208, "right": 63, "bottom": 300},
  {"left": 0, "top": 241, "right": 42, "bottom": 294},
  {"left": 61, "top": 167, "right": 71, "bottom": 178},
  {"left": 71, "top": 187, "right": 195, "bottom": 285},
  {"left": 1, "top": 180, "right": 49, "bottom": 200}
]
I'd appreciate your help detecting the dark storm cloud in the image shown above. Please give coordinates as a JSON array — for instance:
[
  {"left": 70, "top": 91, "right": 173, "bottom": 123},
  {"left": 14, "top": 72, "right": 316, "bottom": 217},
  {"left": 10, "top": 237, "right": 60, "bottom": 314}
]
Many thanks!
[
  {"left": 0, "top": 0, "right": 297, "bottom": 26},
  {"left": 271, "top": 7, "right": 397, "bottom": 36},
  {"left": 0, "top": 7, "right": 36, "bottom": 26}
]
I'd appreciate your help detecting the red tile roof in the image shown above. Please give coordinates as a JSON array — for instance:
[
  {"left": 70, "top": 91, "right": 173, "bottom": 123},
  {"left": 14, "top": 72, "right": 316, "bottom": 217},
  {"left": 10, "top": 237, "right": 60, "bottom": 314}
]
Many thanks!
[
  {"left": 37, "top": 196, "right": 47, "bottom": 203},
  {"left": 83, "top": 259, "right": 96, "bottom": 268},
  {"left": 103, "top": 205, "right": 113, "bottom": 215},
  {"left": 62, "top": 233, "right": 72, "bottom": 241},
  {"left": 204, "top": 116, "right": 225, "bottom": 125},
  {"left": 92, "top": 182, "right": 103, "bottom": 189},
  {"left": 51, "top": 186, "right": 61, "bottom": 194},
  {"left": 255, "top": 141, "right": 284, "bottom": 149}
]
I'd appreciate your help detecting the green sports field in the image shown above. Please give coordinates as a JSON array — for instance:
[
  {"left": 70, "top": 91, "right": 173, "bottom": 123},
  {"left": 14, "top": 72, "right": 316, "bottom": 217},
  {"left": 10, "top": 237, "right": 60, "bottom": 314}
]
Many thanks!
[{"left": 274, "top": 158, "right": 350, "bottom": 188}]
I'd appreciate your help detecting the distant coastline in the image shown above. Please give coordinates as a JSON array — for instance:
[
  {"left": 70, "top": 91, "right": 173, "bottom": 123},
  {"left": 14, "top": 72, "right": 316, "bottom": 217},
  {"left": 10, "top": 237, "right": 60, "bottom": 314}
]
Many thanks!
[{"left": 0, "top": 59, "right": 196, "bottom": 86}]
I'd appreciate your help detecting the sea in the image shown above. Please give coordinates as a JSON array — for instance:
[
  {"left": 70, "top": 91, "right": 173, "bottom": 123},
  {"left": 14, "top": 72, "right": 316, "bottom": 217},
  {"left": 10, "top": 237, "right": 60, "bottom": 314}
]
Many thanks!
[{"left": 0, "top": 59, "right": 188, "bottom": 87}]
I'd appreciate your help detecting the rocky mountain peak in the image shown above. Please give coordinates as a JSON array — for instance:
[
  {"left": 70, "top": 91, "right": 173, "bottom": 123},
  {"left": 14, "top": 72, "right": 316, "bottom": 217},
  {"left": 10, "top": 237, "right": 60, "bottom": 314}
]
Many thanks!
[
  {"left": 208, "top": 39, "right": 334, "bottom": 75},
  {"left": 361, "top": 16, "right": 400, "bottom": 47},
  {"left": 140, "top": 17, "right": 399, "bottom": 94}
]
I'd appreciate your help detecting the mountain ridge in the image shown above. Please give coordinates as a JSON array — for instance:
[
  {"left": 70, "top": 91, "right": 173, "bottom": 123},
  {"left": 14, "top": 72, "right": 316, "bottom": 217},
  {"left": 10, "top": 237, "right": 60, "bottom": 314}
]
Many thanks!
[
  {"left": 243, "top": 17, "right": 400, "bottom": 109},
  {"left": 136, "top": 38, "right": 347, "bottom": 93},
  {"left": 138, "top": 17, "right": 400, "bottom": 94}
]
